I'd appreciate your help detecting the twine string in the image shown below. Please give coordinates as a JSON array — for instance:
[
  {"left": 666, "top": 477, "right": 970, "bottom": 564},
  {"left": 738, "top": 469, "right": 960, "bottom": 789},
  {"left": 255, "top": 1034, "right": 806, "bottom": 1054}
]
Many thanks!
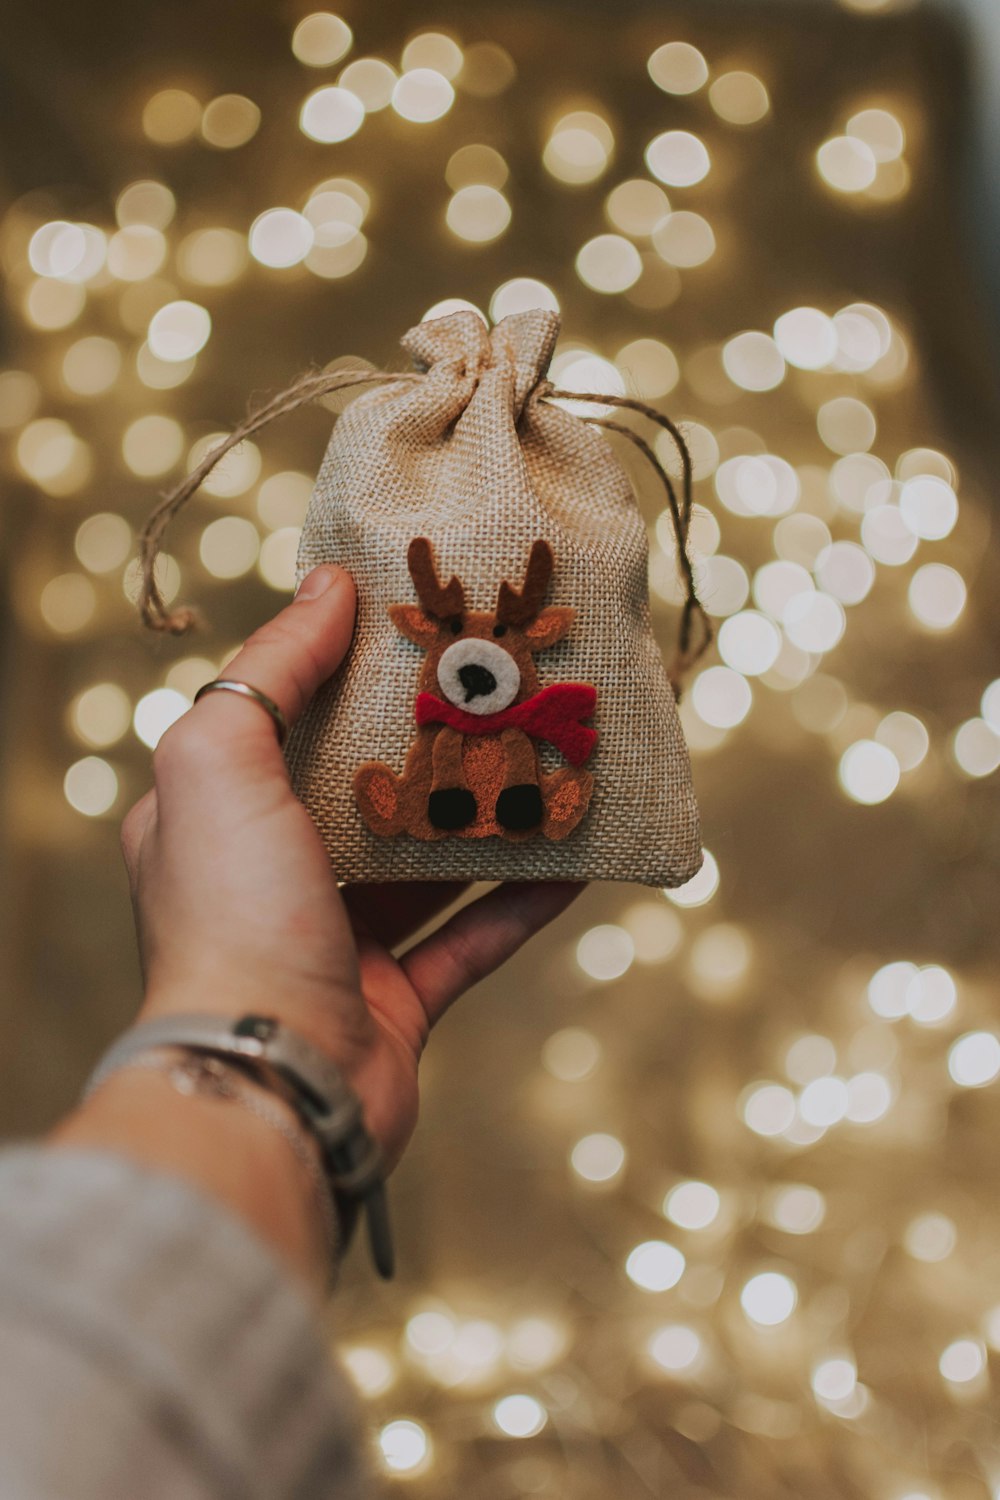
[
  {"left": 137, "top": 367, "right": 417, "bottom": 632},
  {"left": 136, "top": 367, "right": 711, "bottom": 696},
  {"left": 540, "top": 386, "right": 711, "bottom": 699}
]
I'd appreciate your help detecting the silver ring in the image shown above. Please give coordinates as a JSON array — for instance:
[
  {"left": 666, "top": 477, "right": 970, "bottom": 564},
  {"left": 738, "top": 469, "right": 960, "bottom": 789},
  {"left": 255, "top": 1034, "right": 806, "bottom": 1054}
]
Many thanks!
[{"left": 193, "top": 679, "right": 289, "bottom": 747}]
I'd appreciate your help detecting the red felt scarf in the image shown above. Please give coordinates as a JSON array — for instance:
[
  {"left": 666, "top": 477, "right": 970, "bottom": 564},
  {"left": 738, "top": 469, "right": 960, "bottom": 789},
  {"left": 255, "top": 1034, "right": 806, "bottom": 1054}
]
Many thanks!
[{"left": 415, "top": 683, "right": 598, "bottom": 766}]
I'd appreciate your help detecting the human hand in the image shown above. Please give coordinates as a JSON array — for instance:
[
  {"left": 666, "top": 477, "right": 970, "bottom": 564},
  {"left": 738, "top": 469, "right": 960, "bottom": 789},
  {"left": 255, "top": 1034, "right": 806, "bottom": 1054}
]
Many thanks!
[{"left": 121, "top": 565, "right": 582, "bottom": 1172}]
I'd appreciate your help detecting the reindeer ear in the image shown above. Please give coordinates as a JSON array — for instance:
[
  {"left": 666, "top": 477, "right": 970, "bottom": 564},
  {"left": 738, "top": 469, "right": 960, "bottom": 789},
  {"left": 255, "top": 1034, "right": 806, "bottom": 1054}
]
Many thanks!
[
  {"left": 389, "top": 603, "right": 441, "bottom": 647},
  {"left": 524, "top": 605, "right": 575, "bottom": 650}
]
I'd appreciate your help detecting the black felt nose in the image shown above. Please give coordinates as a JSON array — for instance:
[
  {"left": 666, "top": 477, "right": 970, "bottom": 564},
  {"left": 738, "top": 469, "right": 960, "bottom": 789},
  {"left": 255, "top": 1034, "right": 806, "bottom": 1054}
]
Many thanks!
[{"left": 458, "top": 663, "right": 497, "bottom": 702}]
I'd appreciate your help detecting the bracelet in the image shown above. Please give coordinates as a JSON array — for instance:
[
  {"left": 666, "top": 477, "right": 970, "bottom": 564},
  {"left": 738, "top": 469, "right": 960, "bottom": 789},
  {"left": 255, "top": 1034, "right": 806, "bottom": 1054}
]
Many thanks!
[
  {"left": 81, "top": 1013, "right": 394, "bottom": 1281},
  {"left": 111, "top": 1047, "right": 343, "bottom": 1285}
]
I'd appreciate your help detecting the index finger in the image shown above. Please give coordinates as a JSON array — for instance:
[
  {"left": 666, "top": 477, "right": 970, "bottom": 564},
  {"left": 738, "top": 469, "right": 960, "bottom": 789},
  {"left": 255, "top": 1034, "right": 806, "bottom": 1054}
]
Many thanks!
[{"left": 188, "top": 565, "right": 356, "bottom": 749}]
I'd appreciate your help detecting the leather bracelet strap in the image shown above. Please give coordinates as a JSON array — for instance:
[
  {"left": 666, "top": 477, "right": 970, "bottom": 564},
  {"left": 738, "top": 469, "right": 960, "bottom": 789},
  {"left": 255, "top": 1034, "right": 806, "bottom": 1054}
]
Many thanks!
[{"left": 82, "top": 1013, "right": 394, "bottom": 1280}]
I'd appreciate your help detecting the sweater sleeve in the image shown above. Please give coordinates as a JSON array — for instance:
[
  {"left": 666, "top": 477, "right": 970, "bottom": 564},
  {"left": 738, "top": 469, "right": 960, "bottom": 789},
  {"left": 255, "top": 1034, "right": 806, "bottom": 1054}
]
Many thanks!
[{"left": 0, "top": 1144, "right": 381, "bottom": 1500}]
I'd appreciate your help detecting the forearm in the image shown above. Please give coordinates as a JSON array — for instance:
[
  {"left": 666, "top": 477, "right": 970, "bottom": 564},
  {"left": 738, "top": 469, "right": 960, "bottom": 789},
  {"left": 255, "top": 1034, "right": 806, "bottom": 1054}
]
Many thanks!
[{"left": 48, "top": 1062, "right": 335, "bottom": 1298}]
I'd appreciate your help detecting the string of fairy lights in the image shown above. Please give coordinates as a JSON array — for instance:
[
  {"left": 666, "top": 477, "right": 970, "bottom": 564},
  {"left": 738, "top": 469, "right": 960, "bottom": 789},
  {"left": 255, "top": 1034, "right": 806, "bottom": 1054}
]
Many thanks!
[{"left": 3, "top": 0, "right": 999, "bottom": 1492}]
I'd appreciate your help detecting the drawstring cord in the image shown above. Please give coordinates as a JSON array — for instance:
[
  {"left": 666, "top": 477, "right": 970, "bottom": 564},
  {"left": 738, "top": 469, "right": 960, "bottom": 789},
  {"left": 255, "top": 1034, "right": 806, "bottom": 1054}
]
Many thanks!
[{"left": 135, "top": 366, "right": 711, "bottom": 696}]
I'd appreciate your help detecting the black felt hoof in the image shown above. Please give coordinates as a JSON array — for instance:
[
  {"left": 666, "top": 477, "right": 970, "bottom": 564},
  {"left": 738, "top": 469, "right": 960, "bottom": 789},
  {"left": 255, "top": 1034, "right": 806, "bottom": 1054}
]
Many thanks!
[
  {"left": 428, "top": 787, "right": 477, "bottom": 831},
  {"left": 496, "top": 783, "right": 544, "bottom": 831}
]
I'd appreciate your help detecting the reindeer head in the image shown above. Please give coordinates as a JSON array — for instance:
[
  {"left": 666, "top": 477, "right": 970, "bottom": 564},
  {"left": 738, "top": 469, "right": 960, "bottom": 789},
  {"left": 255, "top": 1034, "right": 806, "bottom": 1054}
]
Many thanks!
[{"left": 389, "top": 537, "right": 574, "bottom": 713}]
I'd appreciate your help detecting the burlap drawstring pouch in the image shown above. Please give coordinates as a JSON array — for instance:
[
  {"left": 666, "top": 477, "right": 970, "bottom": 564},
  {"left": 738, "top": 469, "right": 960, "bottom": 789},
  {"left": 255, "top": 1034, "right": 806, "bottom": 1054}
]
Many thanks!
[{"left": 139, "top": 307, "right": 711, "bottom": 887}]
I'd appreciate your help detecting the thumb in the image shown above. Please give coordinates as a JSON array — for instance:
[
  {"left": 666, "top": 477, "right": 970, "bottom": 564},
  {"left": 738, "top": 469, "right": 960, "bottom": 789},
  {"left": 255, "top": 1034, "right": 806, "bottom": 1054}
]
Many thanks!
[{"left": 185, "top": 565, "right": 357, "bottom": 746}]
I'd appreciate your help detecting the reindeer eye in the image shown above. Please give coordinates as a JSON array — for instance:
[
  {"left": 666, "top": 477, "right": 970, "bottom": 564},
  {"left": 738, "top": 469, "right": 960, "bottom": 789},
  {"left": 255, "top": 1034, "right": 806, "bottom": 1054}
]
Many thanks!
[
  {"left": 449, "top": 617, "right": 463, "bottom": 635},
  {"left": 492, "top": 623, "right": 508, "bottom": 638}
]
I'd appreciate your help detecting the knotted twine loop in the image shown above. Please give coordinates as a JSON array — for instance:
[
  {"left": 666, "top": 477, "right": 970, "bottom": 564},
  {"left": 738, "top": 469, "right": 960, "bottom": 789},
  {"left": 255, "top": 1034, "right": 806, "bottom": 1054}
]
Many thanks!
[
  {"left": 136, "top": 366, "right": 712, "bottom": 698},
  {"left": 137, "top": 367, "right": 418, "bottom": 633},
  {"left": 540, "top": 386, "right": 712, "bottom": 700}
]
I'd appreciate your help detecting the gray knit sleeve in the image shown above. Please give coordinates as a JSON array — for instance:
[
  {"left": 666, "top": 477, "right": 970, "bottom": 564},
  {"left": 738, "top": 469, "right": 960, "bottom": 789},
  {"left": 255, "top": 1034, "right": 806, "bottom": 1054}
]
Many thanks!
[{"left": 0, "top": 1145, "right": 380, "bottom": 1500}]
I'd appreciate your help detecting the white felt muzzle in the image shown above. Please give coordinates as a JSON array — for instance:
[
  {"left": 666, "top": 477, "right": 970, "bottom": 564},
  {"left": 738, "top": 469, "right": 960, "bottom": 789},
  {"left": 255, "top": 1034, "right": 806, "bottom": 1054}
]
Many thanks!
[{"left": 437, "top": 637, "right": 521, "bottom": 715}]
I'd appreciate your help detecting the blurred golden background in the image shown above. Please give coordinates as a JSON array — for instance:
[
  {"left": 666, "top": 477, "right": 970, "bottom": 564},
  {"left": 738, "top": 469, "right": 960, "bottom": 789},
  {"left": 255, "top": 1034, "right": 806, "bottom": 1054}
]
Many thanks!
[{"left": 4, "top": 0, "right": 1000, "bottom": 1493}]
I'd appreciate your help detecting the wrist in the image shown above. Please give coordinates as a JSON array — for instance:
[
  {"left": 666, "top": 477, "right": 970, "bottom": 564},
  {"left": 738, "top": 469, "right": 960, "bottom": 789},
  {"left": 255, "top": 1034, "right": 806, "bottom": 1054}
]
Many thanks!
[{"left": 50, "top": 1059, "right": 338, "bottom": 1297}]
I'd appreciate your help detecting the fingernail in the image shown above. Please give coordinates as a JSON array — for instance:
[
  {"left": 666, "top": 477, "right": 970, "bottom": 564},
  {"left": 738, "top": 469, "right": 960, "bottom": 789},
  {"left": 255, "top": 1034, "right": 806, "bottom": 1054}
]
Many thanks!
[{"left": 295, "top": 565, "right": 340, "bottom": 601}]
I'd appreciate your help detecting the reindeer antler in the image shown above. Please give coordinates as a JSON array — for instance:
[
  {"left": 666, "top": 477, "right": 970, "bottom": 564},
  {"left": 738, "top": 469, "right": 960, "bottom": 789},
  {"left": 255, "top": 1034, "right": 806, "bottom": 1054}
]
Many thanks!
[
  {"left": 407, "top": 536, "right": 465, "bottom": 618},
  {"left": 496, "top": 539, "right": 554, "bottom": 627}
]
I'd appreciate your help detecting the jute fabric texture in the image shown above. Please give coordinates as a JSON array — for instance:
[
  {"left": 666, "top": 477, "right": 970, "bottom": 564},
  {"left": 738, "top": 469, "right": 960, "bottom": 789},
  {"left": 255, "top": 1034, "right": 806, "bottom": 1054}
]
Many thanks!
[{"left": 285, "top": 307, "right": 702, "bottom": 887}]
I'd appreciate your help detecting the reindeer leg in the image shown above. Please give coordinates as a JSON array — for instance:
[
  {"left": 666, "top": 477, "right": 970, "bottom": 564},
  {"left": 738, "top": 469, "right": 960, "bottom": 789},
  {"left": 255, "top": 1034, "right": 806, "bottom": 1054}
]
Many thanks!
[
  {"left": 541, "top": 766, "right": 594, "bottom": 840},
  {"left": 495, "top": 728, "right": 545, "bottom": 832},
  {"left": 428, "top": 725, "right": 476, "bottom": 831}
]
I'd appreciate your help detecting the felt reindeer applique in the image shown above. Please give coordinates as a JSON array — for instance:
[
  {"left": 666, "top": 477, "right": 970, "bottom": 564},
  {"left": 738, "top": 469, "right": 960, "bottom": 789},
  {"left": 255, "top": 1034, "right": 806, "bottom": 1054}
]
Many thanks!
[{"left": 354, "top": 537, "right": 597, "bottom": 842}]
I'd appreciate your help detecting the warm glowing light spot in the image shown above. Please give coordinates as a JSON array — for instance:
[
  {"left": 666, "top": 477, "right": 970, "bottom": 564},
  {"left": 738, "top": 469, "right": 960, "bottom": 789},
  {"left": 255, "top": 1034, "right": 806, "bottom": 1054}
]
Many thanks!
[
  {"left": 122, "top": 413, "right": 185, "bottom": 477},
  {"left": 606, "top": 179, "right": 671, "bottom": 236},
  {"left": 621, "top": 900, "right": 683, "bottom": 963},
  {"left": 576, "top": 924, "right": 635, "bottom": 981},
  {"left": 258, "top": 528, "right": 300, "bottom": 591},
  {"left": 338, "top": 57, "right": 397, "bottom": 111},
  {"left": 544, "top": 111, "right": 613, "bottom": 185},
  {"left": 199, "top": 516, "right": 260, "bottom": 578},
  {"left": 493, "top": 1395, "right": 547, "bottom": 1438},
  {"left": 799, "top": 1075, "right": 850, "bottom": 1126},
  {"left": 766, "top": 1185, "right": 826, "bottom": 1233},
  {"left": 401, "top": 32, "right": 463, "bottom": 81},
  {"left": 489, "top": 278, "right": 559, "bottom": 322},
  {"left": 341, "top": 1346, "right": 395, "bottom": 1397},
  {"left": 722, "top": 332, "right": 785, "bottom": 392},
  {"left": 743, "top": 1083, "right": 796, "bottom": 1137},
  {"left": 249, "top": 208, "right": 314, "bottom": 268},
  {"left": 177, "top": 227, "right": 248, "bottom": 287},
  {"left": 664, "top": 1181, "right": 720, "bottom": 1230},
  {"left": 939, "top": 1340, "right": 985, "bottom": 1384},
  {"left": 876, "top": 711, "right": 929, "bottom": 771},
  {"left": 782, "top": 591, "right": 845, "bottom": 653},
  {"left": 570, "top": 1133, "right": 626, "bottom": 1183},
  {"left": 542, "top": 1027, "right": 602, "bottom": 1082},
  {"left": 709, "top": 70, "right": 770, "bottom": 125},
  {"left": 741, "top": 1272, "right": 797, "bottom": 1325},
  {"left": 74, "top": 513, "right": 132, "bottom": 574},
  {"left": 645, "top": 130, "right": 710, "bottom": 187},
  {"left": 847, "top": 107, "right": 905, "bottom": 162},
  {"left": 647, "top": 42, "right": 709, "bottom": 95},
  {"left": 391, "top": 68, "right": 454, "bottom": 123},
  {"left": 953, "top": 719, "right": 1000, "bottom": 778},
  {"left": 773, "top": 307, "right": 837, "bottom": 370},
  {"left": 257, "top": 471, "right": 316, "bottom": 530},
  {"left": 899, "top": 476, "right": 958, "bottom": 540},
  {"left": 165, "top": 658, "right": 216, "bottom": 699},
  {"left": 812, "top": 1358, "right": 857, "bottom": 1403},
  {"left": 754, "top": 559, "right": 816, "bottom": 617},
  {"left": 652, "top": 211, "right": 716, "bottom": 268},
  {"left": 201, "top": 94, "right": 260, "bottom": 149},
  {"left": 147, "top": 300, "right": 211, "bottom": 361},
  {"left": 718, "top": 611, "right": 781, "bottom": 676},
  {"left": 143, "top": 88, "right": 201, "bottom": 145},
  {"left": 422, "top": 297, "right": 487, "bottom": 324},
  {"left": 447, "top": 144, "right": 509, "bottom": 191},
  {"left": 64, "top": 757, "right": 118, "bottom": 817},
  {"left": 816, "top": 135, "right": 877, "bottom": 193},
  {"left": 507, "top": 1318, "right": 566, "bottom": 1370},
  {"left": 649, "top": 1324, "right": 702, "bottom": 1372},
  {"left": 626, "top": 1240, "right": 685, "bottom": 1291},
  {"left": 116, "top": 180, "right": 176, "bottom": 229},
  {"left": 814, "top": 542, "right": 875, "bottom": 605},
  {"left": 905, "top": 1213, "right": 956, "bottom": 1262},
  {"left": 71, "top": 684, "right": 132, "bottom": 748},
  {"left": 692, "top": 666, "right": 752, "bottom": 729},
  {"left": 107, "top": 225, "right": 167, "bottom": 281},
  {"left": 908, "top": 564, "right": 966, "bottom": 631},
  {"left": 838, "top": 740, "right": 900, "bottom": 804},
  {"left": 292, "top": 13, "right": 352, "bottom": 67},
  {"left": 949, "top": 1032, "right": 1000, "bottom": 1088},
  {"left": 666, "top": 849, "right": 719, "bottom": 908},
  {"left": 305, "top": 228, "right": 367, "bottom": 280},
  {"left": 188, "top": 434, "right": 262, "bottom": 497},
  {"left": 574, "top": 234, "right": 641, "bottom": 293},
  {"left": 133, "top": 688, "right": 190, "bottom": 749},
  {"left": 861, "top": 504, "right": 918, "bottom": 566},
  {"left": 845, "top": 1072, "right": 893, "bottom": 1122},
  {"left": 698, "top": 556, "right": 750, "bottom": 617},
  {"left": 299, "top": 85, "right": 364, "bottom": 142},
  {"left": 817, "top": 397, "right": 876, "bottom": 455},
  {"left": 786, "top": 1034, "right": 836, "bottom": 1084},
  {"left": 615, "top": 337, "right": 679, "bottom": 397},
  {"left": 62, "top": 336, "right": 122, "bottom": 396},
  {"left": 378, "top": 1419, "right": 431, "bottom": 1474},
  {"left": 0, "top": 370, "right": 40, "bottom": 429},
  {"left": 446, "top": 186, "right": 511, "bottom": 243}
]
